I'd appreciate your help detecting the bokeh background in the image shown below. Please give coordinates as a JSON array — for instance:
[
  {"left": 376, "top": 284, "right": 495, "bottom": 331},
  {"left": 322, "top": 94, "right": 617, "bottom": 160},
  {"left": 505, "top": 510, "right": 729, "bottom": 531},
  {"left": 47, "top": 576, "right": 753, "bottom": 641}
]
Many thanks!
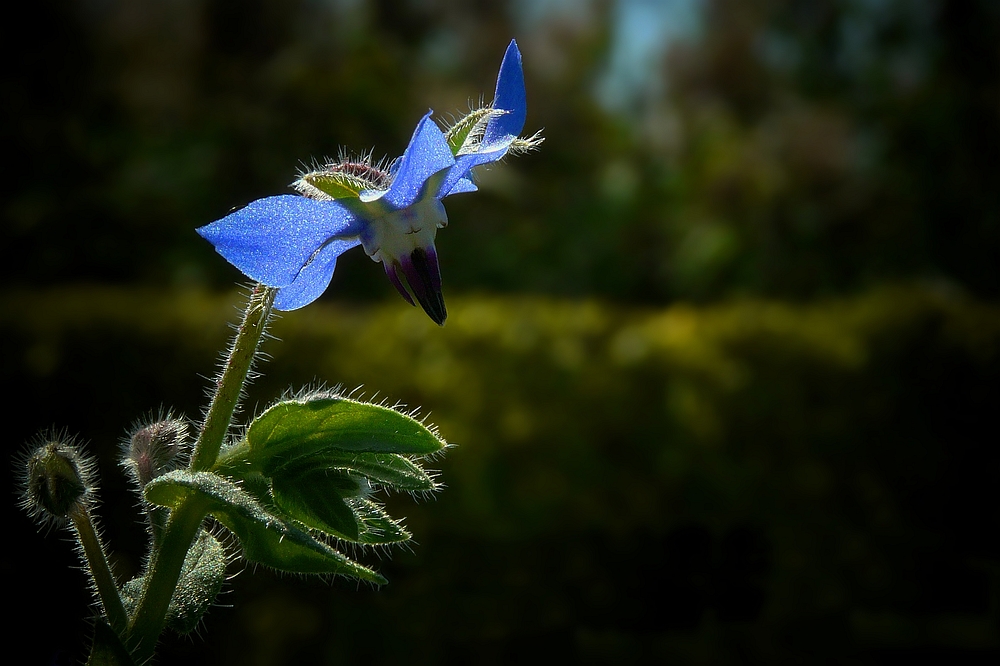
[{"left": 3, "top": 1, "right": 999, "bottom": 664}]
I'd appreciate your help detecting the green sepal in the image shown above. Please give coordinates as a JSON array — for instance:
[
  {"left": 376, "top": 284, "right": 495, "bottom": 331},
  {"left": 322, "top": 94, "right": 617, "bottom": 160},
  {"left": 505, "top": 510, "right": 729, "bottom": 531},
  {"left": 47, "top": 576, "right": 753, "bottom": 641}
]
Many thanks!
[
  {"left": 294, "top": 171, "right": 367, "bottom": 199},
  {"left": 444, "top": 107, "right": 502, "bottom": 155},
  {"left": 244, "top": 396, "right": 446, "bottom": 475},
  {"left": 121, "top": 529, "right": 227, "bottom": 635},
  {"left": 271, "top": 469, "right": 363, "bottom": 540},
  {"left": 293, "top": 161, "right": 389, "bottom": 201},
  {"left": 144, "top": 470, "right": 385, "bottom": 583}
]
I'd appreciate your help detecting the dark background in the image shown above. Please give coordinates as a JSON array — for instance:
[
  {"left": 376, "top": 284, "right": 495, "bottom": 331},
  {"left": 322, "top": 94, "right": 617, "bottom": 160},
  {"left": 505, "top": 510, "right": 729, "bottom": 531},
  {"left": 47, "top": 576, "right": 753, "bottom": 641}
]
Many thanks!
[{"left": 3, "top": 1, "right": 999, "bottom": 664}]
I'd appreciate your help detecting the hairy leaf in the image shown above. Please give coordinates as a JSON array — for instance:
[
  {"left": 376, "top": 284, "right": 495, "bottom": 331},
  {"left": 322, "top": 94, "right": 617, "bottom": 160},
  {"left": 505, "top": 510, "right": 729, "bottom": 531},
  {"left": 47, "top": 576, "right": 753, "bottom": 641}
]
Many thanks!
[
  {"left": 144, "top": 470, "right": 384, "bottom": 582},
  {"left": 121, "top": 530, "right": 228, "bottom": 635},
  {"left": 271, "top": 469, "right": 362, "bottom": 540},
  {"left": 273, "top": 451, "right": 437, "bottom": 492},
  {"left": 86, "top": 619, "right": 137, "bottom": 666},
  {"left": 245, "top": 397, "right": 445, "bottom": 475},
  {"left": 353, "top": 498, "right": 412, "bottom": 545}
]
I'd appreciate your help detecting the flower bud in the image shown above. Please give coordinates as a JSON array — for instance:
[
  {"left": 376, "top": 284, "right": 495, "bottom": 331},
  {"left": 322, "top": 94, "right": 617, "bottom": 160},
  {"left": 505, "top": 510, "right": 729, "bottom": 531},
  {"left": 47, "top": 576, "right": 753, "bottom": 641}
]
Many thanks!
[
  {"left": 21, "top": 434, "right": 95, "bottom": 525},
  {"left": 122, "top": 417, "right": 188, "bottom": 488}
]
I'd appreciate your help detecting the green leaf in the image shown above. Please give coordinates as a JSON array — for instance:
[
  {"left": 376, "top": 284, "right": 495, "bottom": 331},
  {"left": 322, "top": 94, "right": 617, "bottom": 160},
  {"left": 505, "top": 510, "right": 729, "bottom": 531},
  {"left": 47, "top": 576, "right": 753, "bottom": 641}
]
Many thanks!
[
  {"left": 145, "top": 470, "right": 385, "bottom": 583},
  {"left": 164, "top": 529, "right": 228, "bottom": 633},
  {"left": 245, "top": 397, "right": 445, "bottom": 475},
  {"left": 233, "top": 469, "right": 273, "bottom": 506},
  {"left": 121, "top": 530, "right": 228, "bottom": 635},
  {"left": 354, "top": 498, "right": 412, "bottom": 545},
  {"left": 276, "top": 451, "right": 438, "bottom": 492},
  {"left": 271, "top": 469, "right": 362, "bottom": 540},
  {"left": 86, "top": 619, "right": 136, "bottom": 666}
]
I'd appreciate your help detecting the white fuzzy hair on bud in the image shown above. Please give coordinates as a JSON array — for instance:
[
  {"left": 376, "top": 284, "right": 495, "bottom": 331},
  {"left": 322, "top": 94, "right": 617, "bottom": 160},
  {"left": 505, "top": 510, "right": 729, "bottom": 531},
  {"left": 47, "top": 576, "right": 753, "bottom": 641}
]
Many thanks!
[
  {"left": 121, "top": 412, "right": 190, "bottom": 489},
  {"left": 18, "top": 429, "right": 97, "bottom": 530}
]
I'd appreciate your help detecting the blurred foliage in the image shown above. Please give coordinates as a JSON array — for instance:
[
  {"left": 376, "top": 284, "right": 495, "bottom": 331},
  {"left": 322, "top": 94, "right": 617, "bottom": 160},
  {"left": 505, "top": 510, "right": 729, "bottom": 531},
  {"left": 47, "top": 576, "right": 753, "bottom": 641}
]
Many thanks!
[
  {"left": 2, "top": 0, "right": 997, "bottom": 303},
  {"left": 4, "top": 284, "right": 999, "bottom": 663},
  {"left": 3, "top": 0, "right": 999, "bottom": 663}
]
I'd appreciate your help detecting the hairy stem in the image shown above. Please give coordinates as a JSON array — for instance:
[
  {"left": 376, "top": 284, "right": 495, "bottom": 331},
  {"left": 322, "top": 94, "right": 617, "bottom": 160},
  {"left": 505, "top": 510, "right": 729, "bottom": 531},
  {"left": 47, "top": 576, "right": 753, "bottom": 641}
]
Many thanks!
[
  {"left": 190, "top": 283, "right": 276, "bottom": 471},
  {"left": 126, "top": 284, "right": 276, "bottom": 662},
  {"left": 70, "top": 503, "right": 129, "bottom": 636},
  {"left": 125, "top": 498, "right": 208, "bottom": 663},
  {"left": 147, "top": 505, "right": 169, "bottom": 550}
]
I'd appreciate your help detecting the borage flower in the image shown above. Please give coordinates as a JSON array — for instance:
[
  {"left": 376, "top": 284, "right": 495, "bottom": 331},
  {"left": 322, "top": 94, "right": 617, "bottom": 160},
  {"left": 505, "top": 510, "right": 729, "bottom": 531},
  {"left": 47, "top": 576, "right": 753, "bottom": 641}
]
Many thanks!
[{"left": 197, "top": 39, "right": 541, "bottom": 325}]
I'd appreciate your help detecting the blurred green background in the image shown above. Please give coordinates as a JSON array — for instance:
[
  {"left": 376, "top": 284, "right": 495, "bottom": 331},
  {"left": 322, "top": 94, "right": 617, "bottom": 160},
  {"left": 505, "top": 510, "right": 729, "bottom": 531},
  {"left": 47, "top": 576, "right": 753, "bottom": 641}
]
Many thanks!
[{"left": 3, "top": 1, "right": 999, "bottom": 664}]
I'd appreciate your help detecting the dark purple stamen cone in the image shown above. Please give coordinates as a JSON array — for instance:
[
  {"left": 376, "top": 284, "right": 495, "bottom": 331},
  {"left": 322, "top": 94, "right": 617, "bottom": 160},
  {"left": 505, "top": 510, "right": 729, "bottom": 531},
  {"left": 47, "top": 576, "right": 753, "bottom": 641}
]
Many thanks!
[
  {"left": 384, "top": 262, "right": 416, "bottom": 307},
  {"left": 401, "top": 247, "right": 447, "bottom": 325}
]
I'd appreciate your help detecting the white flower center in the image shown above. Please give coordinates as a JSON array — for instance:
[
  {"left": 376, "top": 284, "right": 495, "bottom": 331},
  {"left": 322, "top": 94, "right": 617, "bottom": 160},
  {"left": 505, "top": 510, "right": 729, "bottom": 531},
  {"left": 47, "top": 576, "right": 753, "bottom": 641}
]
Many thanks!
[{"left": 361, "top": 194, "right": 449, "bottom": 265}]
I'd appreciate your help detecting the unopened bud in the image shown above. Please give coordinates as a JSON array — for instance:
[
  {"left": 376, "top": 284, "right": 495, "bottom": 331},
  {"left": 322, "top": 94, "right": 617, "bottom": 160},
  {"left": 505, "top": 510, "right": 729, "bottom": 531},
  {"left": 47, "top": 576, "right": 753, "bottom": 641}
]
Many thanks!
[
  {"left": 21, "top": 435, "right": 95, "bottom": 525},
  {"left": 122, "top": 418, "right": 188, "bottom": 488}
]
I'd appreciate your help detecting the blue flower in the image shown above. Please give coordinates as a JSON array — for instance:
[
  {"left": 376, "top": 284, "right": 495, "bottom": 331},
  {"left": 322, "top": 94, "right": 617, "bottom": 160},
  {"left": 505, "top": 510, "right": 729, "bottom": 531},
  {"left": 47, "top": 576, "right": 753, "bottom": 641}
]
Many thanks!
[{"left": 197, "top": 39, "right": 540, "bottom": 325}]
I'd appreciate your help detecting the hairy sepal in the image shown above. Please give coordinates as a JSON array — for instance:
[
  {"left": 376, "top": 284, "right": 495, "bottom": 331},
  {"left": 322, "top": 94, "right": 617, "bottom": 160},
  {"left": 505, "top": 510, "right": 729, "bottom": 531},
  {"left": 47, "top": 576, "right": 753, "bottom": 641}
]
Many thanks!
[
  {"left": 445, "top": 107, "right": 504, "bottom": 155},
  {"left": 294, "top": 161, "right": 389, "bottom": 201}
]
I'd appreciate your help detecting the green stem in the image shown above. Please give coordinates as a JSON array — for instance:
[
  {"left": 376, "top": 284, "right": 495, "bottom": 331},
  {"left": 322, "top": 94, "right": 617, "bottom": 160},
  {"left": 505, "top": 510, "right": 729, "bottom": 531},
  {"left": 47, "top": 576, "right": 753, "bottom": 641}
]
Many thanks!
[
  {"left": 70, "top": 503, "right": 129, "bottom": 636},
  {"left": 125, "top": 499, "right": 208, "bottom": 663},
  {"left": 147, "top": 505, "right": 169, "bottom": 550},
  {"left": 190, "top": 283, "right": 276, "bottom": 471},
  {"left": 125, "top": 284, "right": 276, "bottom": 663}
]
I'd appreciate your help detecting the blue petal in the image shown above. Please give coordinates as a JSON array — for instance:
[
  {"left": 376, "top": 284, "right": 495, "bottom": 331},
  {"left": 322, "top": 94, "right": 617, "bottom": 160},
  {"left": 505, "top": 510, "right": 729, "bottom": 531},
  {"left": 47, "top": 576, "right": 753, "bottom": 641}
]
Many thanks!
[
  {"left": 381, "top": 112, "right": 455, "bottom": 209},
  {"left": 437, "top": 40, "right": 527, "bottom": 197},
  {"left": 436, "top": 153, "right": 500, "bottom": 199},
  {"left": 197, "top": 195, "right": 359, "bottom": 287},
  {"left": 273, "top": 235, "right": 360, "bottom": 310},
  {"left": 443, "top": 176, "right": 478, "bottom": 196},
  {"left": 483, "top": 40, "right": 527, "bottom": 147}
]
